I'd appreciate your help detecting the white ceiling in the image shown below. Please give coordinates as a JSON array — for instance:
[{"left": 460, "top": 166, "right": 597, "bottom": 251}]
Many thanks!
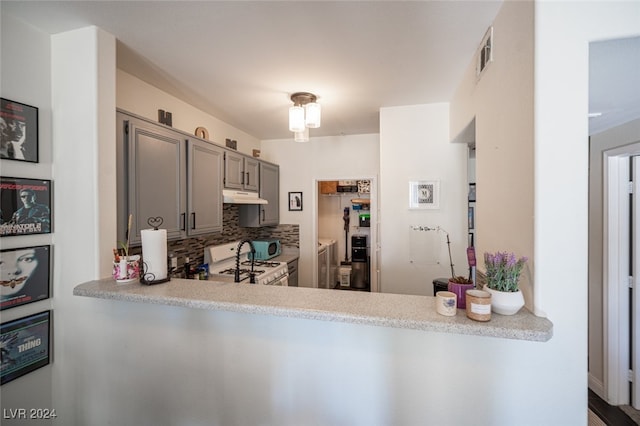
[{"left": 3, "top": 1, "right": 639, "bottom": 140}]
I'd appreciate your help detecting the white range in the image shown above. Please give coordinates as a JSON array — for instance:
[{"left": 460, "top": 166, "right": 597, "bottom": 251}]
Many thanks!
[{"left": 204, "top": 241, "right": 289, "bottom": 286}]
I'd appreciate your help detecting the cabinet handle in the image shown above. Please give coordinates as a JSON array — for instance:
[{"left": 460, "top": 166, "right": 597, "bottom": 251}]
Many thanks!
[
  {"left": 181, "top": 213, "right": 186, "bottom": 231},
  {"left": 191, "top": 212, "right": 196, "bottom": 229},
  {"left": 241, "top": 172, "right": 245, "bottom": 185},
  {"left": 261, "top": 209, "right": 265, "bottom": 221},
  {"left": 246, "top": 172, "right": 250, "bottom": 186}
]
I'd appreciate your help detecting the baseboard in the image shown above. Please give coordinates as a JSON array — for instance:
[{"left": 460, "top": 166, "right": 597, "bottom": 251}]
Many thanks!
[{"left": 589, "top": 373, "right": 606, "bottom": 401}]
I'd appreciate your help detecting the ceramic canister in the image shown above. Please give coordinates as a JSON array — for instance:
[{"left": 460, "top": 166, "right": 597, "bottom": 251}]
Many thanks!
[{"left": 435, "top": 291, "right": 457, "bottom": 316}]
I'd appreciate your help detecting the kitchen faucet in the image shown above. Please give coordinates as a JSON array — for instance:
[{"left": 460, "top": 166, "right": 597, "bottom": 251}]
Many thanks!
[{"left": 235, "top": 239, "right": 256, "bottom": 283}]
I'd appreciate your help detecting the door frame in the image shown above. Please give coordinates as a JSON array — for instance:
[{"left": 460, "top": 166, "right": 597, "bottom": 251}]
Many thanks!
[
  {"left": 312, "top": 176, "right": 379, "bottom": 292},
  {"left": 603, "top": 143, "right": 640, "bottom": 406},
  {"left": 603, "top": 152, "right": 631, "bottom": 405}
]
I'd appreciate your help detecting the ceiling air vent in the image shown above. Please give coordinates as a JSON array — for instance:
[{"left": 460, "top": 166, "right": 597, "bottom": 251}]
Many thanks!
[{"left": 476, "top": 26, "right": 493, "bottom": 78}]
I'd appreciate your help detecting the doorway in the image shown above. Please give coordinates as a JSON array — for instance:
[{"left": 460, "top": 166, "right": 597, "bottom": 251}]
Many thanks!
[{"left": 314, "top": 177, "right": 378, "bottom": 292}]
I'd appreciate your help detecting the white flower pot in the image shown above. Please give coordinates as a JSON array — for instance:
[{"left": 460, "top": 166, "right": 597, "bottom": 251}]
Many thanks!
[{"left": 483, "top": 285, "right": 524, "bottom": 315}]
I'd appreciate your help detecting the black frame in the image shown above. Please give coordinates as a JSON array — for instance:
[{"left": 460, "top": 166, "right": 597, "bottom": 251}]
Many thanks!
[
  {"left": 1, "top": 245, "right": 51, "bottom": 311},
  {"left": 0, "top": 98, "right": 39, "bottom": 163},
  {"left": 468, "top": 183, "right": 476, "bottom": 202},
  {"left": 1, "top": 310, "right": 51, "bottom": 385},
  {"left": 288, "top": 192, "right": 303, "bottom": 211},
  {"left": 0, "top": 177, "right": 52, "bottom": 237}
]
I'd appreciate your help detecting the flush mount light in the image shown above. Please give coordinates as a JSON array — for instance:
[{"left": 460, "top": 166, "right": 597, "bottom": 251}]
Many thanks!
[
  {"left": 294, "top": 127, "right": 309, "bottom": 143},
  {"left": 289, "top": 92, "right": 321, "bottom": 140}
]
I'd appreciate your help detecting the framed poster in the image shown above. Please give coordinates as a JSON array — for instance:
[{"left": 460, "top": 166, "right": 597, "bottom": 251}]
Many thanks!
[
  {"left": 288, "top": 192, "right": 303, "bottom": 211},
  {"left": 1, "top": 310, "right": 51, "bottom": 385},
  {"left": 0, "top": 177, "right": 51, "bottom": 237},
  {"left": 409, "top": 180, "right": 440, "bottom": 210},
  {"left": 1, "top": 245, "right": 51, "bottom": 311},
  {"left": 0, "top": 98, "right": 39, "bottom": 163}
]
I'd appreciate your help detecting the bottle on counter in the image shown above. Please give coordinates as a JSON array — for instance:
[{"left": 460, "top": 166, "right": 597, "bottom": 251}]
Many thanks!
[{"left": 184, "top": 257, "right": 191, "bottom": 279}]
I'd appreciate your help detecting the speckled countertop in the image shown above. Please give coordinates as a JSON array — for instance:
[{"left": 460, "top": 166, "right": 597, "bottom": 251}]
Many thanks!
[{"left": 73, "top": 278, "right": 553, "bottom": 342}]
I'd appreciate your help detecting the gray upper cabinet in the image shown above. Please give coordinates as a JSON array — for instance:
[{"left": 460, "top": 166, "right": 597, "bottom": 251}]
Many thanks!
[
  {"left": 239, "top": 161, "right": 279, "bottom": 227},
  {"left": 117, "top": 110, "right": 223, "bottom": 244},
  {"left": 187, "top": 139, "right": 224, "bottom": 236},
  {"left": 224, "top": 150, "right": 259, "bottom": 192},
  {"left": 126, "top": 117, "right": 186, "bottom": 244}
]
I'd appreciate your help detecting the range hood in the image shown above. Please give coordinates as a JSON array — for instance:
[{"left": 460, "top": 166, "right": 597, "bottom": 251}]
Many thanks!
[{"left": 223, "top": 189, "right": 268, "bottom": 205}]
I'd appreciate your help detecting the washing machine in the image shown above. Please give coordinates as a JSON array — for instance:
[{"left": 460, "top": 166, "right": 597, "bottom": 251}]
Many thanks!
[{"left": 318, "top": 238, "right": 337, "bottom": 289}]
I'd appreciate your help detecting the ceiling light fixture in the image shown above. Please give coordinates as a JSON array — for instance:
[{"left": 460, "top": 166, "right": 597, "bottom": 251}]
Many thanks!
[{"left": 289, "top": 92, "right": 321, "bottom": 142}]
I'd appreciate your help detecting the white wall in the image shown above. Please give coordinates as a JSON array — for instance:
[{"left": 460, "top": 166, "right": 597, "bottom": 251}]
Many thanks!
[
  {"left": 534, "top": 0, "right": 640, "bottom": 416},
  {"left": 449, "top": 0, "right": 640, "bottom": 423},
  {"left": 0, "top": 12, "right": 54, "bottom": 422},
  {"left": 260, "top": 134, "right": 379, "bottom": 287},
  {"left": 50, "top": 25, "right": 117, "bottom": 424},
  {"left": 117, "top": 70, "right": 260, "bottom": 157},
  {"left": 379, "top": 103, "right": 469, "bottom": 295}
]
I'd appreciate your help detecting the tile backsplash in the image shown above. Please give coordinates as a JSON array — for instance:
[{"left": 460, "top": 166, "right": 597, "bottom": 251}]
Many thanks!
[{"left": 129, "top": 204, "right": 299, "bottom": 275}]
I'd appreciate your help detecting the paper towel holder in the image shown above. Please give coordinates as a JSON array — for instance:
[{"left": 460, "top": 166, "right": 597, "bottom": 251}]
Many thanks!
[
  {"left": 147, "top": 216, "right": 164, "bottom": 230},
  {"left": 140, "top": 216, "right": 171, "bottom": 286}
]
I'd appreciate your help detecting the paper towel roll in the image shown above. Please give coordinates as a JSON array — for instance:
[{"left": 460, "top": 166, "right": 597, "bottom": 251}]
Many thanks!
[{"left": 141, "top": 228, "right": 167, "bottom": 281}]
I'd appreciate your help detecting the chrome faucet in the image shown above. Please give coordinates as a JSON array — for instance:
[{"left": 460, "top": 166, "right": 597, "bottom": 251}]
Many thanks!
[{"left": 235, "top": 239, "right": 256, "bottom": 284}]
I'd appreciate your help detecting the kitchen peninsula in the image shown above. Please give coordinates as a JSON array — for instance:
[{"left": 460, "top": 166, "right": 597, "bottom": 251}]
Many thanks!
[{"left": 74, "top": 278, "right": 552, "bottom": 342}]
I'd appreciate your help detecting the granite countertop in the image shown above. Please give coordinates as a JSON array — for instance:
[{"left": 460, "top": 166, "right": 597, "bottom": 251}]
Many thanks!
[
  {"left": 73, "top": 278, "right": 553, "bottom": 342},
  {"left": 272, "top": 252, "right": 298, "bottom": 263},
  {"left": 272, "top": 247, "right": 299, "bottom": 263}
]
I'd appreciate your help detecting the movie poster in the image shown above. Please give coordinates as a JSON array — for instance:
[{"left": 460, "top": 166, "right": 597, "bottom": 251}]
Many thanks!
[
  {"left": 1, "top": 310, "right": 51, "bottom": 385},
  {"left": 1, "top": 246, "right": 51, "bottom": 311},
  {"left": 0, "top": 98, "right": 39, "bottom": 163},
  {"left": 0, "top": 177, "right": 51, "bottom": 237}
]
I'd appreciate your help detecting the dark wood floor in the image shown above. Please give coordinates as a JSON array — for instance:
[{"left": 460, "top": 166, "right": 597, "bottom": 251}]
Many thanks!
[{"left": 589, "top": 389, "right": 637, "bottom": 425}]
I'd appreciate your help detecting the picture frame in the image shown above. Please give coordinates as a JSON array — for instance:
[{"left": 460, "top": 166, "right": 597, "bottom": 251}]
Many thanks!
[
  {"left": 468, "top": 183, "right": 476, "bottom": 202},
  {"left": 288, "top": 192, "right": 303, "bottom": 211},
  {"left": 0, "top": 98, "right": 39, "bottom": 163},
  {"left": 1, "top": 310, "right": 51, "bottom": 385},
  {"left": 409, "top": 180, "right": 440, "bottom": 210},
  {"left": 0, "top": 177, "right": 52, "bottom": 237},
  {"left": 1, "top": 245, "right": 51, "bottom": 311},
  {"left": 468, "top": 206, "right": 475, "bottom": 230}
]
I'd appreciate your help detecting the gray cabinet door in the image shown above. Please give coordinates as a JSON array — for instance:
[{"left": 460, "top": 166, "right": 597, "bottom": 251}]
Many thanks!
[
  {"left": 243, "top": 157, "right": 260, "bottom": 192},
  {"left": 224, "top": 151, "right": 244, "bottom": 190},
  {"left": 127, "top": 119, "right": 186, "bottom": 244},
  {"left": 188, "top": 139, "right": 224, "bottom": 235},
  {"left": 259, "top": 162, "right": 279, "bottom": 225},
  {"left": 224, "top": 150, "right": 260, "bottom": 191},
  {"left": 239, "top": 161, "right": 279, "bottom": 227}
]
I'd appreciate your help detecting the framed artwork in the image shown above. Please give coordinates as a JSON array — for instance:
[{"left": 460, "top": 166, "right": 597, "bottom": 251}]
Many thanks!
[
  {"left": 0, "top": 98, "right": 39, "bottom": 163},
  {"left": 468, "top": 206, "right": 475, "bottom": 230},
  {"left": 468, "top": 183, "right": 476, "bottom": 202},
  {"left": 0, "top": 177, "right": 51, "bottom": 237},
  {"left": 1, "top": 245, "right": 51, "bottom": 311},
  {"left": 1, "top": 310, "right": 51, "bottom": 385},
  {"left": 288, "top": 192, "right": 303, "bottom": 211},
  {"left": 409, "top": 180, "right": 440, "bottom": 210}
]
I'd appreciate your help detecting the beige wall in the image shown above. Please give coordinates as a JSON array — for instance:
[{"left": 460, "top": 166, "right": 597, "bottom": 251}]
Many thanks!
[
  {"left": 117, "top": 70, "right": 260, "bottom": 157},
  {"left": 450, "top": 1, "right": 535, "bottom": 307}
]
